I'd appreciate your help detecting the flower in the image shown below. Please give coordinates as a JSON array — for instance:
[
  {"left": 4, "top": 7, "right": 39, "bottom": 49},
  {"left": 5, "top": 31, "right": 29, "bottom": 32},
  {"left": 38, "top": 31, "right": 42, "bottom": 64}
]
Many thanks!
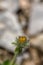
[{"left": 19, "top": 36, "right": 27, "bottom": 43}]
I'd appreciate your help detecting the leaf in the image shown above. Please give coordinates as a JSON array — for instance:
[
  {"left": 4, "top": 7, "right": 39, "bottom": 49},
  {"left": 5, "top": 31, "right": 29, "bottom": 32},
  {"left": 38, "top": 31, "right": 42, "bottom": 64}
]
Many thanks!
[
  {"left": 12, "top": 42, "right": 17, "bottom": 45},
  {"left": 3, "top": 60, "right": 10, "bottom": 65},
  {"left": 15, "top": 47, "right": 19, "bottom": 55},
  {"left": 15, "top": 47, "right": 22, "bottom": 55}
]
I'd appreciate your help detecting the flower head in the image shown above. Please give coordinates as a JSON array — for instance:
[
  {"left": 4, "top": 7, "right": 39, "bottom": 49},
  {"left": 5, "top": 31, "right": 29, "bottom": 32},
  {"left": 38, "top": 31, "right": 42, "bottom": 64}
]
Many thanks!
[{"left": 19, "top": 36, "right": 27, "bottom": 43}]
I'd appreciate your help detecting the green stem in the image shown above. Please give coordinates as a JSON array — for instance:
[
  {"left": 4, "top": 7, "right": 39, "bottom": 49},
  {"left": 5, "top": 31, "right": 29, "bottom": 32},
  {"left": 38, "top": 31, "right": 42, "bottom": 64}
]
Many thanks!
[{"left": 10, "top": 54, "right": 17, "bottom": 65}]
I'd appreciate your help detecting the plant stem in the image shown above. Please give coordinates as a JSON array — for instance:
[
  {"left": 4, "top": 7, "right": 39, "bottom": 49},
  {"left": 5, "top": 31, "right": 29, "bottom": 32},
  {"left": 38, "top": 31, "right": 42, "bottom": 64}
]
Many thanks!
[{"left": 10, "top": 54, "right": 17, "bottom": 65}]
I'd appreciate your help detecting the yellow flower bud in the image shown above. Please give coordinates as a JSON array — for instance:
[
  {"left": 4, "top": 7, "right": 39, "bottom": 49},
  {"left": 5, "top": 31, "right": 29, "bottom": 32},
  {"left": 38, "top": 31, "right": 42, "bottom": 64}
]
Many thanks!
[{"left": 19, "top": 36, "right": 27, "bottom": 43}]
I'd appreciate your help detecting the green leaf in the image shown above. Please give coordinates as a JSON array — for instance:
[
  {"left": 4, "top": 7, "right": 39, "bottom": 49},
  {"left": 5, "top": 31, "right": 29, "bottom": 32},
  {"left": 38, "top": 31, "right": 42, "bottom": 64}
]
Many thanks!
[
  {"left": 15, "top": 47, "right": 22, "bottom": 55},
  {"left": 12, "top": 42, "right": 17, "bottom": 45},
  {"left": 3, "top": 60, "right": 10, "bottom": 65},
  {"left": 15, "top": 47, "right": 19, "bottom": 55}
]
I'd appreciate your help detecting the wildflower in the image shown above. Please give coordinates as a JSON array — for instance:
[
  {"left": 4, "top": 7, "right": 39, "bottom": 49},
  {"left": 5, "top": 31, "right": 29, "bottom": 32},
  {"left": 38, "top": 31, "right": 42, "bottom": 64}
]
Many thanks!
[{"left": 19, "top": 36, "right": 27, "bottom": 43}]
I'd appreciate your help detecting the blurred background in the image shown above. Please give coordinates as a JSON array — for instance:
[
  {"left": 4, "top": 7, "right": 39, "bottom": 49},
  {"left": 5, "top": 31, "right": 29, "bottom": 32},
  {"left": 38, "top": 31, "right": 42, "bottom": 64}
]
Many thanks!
[{"left": 0, "top": 0, "right": 43, "bottom": 65}]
